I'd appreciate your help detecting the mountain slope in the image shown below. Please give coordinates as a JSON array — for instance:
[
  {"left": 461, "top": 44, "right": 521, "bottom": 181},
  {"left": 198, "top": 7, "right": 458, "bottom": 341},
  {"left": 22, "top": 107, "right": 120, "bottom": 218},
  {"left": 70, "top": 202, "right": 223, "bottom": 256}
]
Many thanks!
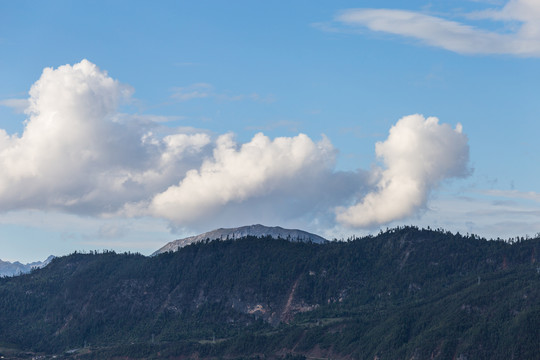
[
  {"left": 153, "top": 224, "right": 327, "bottom": 255},
  {"left": 0, "top": 227, "right": 538, "bottom": 359}
]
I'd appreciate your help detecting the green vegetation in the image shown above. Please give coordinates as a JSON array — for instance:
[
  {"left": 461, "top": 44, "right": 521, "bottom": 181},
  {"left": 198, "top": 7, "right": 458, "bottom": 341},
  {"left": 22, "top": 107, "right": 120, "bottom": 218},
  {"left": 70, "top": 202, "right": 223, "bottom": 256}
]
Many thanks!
[{"left": 0, "top": 227, "right": 539, "bottom": 359}]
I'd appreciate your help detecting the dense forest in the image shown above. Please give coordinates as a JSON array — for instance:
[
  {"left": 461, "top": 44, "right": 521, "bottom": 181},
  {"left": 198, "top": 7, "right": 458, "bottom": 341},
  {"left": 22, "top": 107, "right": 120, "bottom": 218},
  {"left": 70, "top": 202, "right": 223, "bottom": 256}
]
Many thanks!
[{"left": 0, "top": 226, "right": 539, "bottom": 359}]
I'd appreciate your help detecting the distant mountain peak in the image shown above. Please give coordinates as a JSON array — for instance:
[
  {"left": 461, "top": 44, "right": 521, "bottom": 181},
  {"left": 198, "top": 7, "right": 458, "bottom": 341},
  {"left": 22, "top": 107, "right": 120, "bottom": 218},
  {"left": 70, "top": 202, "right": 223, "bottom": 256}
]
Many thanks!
[
  {"left": 0, "top": 255, "right": 55, "bottom": 277},
  {"left": 153, "top": 224, "right": 327, "bottom": 255}
]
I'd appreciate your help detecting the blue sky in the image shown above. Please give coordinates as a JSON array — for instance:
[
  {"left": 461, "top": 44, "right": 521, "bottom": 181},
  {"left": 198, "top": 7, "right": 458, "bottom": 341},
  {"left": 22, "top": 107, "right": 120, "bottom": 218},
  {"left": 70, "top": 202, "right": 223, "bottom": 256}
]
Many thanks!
[{"left": 1, "top": 0, "right": 540, "bottom": 262}]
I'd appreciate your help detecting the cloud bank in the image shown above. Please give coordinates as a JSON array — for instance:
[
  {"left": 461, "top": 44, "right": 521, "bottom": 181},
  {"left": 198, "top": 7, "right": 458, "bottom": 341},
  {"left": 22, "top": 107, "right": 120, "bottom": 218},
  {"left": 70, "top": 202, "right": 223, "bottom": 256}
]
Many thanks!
[
  {"left": 333, "top": 0, "right": 540, "bottom": 56},
  {"left": 0, "top": 60, "right": 470, "bottom": 230}
]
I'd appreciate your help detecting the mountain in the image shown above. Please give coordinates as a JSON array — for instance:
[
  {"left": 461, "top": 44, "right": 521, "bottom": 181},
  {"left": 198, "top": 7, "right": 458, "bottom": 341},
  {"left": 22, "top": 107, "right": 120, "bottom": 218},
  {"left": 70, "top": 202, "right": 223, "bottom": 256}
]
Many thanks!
[
  {"left": 0, "top": 255, "right": 54, "bottom": 277},
  {"left": 152, "top": 224, "right": 327, "bottom": 255},
  {"left": 0, "top": 227, "right": 538, "bottom": 359}
]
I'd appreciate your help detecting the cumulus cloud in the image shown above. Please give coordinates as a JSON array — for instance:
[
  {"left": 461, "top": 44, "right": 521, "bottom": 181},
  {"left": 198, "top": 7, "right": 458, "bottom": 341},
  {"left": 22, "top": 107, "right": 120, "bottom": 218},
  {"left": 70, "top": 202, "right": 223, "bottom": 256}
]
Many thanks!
[
  {"left": 148, "top": 132, "right": 339, "bottom": 224},
  {"left": 336, "top": 114, "right": 470, "bottom": 228},
  {"left": 0, "top": 60, "right": 211, "bottom": 213},
  {"left": 332, "top": 0, "right": 540, "bottom": 56},
  {"left": 0, "top": 60, "right": 471, "bottom": 232},
  {"left": 0, "top": 60, "right": 362, "bottom": 229}
]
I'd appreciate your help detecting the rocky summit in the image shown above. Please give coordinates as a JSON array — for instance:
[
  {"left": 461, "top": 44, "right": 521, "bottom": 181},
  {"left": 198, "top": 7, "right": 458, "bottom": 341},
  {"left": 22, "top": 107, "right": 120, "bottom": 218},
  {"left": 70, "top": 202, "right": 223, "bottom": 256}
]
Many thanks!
[{"left": 152, "top": 224, "right": 327, "bottom": 255}]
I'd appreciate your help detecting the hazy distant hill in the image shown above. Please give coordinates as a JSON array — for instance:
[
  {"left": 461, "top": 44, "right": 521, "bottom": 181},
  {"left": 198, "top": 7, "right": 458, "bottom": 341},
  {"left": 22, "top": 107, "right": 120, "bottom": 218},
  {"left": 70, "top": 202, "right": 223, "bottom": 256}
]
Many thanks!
[
  {"left": 0, "top": 227, "right": 538, "bottom": 359},
  {"left": 0, "top": 255, "right": 54, "bottom": 277},
  {"left": 153, "top": 224, "right": 327, "bottom": 255}
]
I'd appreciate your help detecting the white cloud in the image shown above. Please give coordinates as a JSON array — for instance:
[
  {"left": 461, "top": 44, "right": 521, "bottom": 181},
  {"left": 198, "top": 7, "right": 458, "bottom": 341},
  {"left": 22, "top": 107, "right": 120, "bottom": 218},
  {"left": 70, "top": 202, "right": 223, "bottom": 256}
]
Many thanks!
[
  {"left": 333, "top": 0, "right": 540, "bottom": 56},
  {"left": 0, "top": 60, "right": 211, "bottom": 214},
  {"left": 148, "top": 132, "right": 339, "bottom": 224},
  {"left": 0, "top": 60, "right": 471, "bottom": 234},
  {"left": 336, "top": 114, "right": 470, "bottom": 228},
  {"left": 0, "top": 60, "right": 363, "bottom": 230}
]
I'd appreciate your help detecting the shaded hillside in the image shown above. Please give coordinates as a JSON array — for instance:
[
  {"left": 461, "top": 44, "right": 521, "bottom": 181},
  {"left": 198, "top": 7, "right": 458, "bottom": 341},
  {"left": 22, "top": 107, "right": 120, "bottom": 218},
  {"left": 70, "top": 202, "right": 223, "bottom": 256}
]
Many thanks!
[{"left": 0, "top": 227, "right": 539, "bottom": 359}]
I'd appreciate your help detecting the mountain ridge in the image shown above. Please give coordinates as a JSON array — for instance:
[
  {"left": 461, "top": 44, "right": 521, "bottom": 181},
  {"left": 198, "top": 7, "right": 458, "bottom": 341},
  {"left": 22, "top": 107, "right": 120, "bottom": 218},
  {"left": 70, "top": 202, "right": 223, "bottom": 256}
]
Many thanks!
[
  {"left": 0, "top": 255, "right": 54, "bottom": 277},
  {"left": 0, "top": 226, "right": 538, "bottom": 359},
  {"left": 152, "top": 224, "right": 327, "bottom": 255}
]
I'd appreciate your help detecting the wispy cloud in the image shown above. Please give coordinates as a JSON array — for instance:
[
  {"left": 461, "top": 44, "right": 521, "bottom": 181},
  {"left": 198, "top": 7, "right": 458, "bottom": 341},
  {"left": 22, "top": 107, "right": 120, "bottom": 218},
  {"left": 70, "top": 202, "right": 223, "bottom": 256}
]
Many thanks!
[
  {"left": 117, "top": 113, "right": 188, "bottom": 123},
  {"left": 171, "top": 83, "right": 274, "bottom": 103},
  {"left": 171, "top": 83, "right": 213, "bottom": 101},
  {"left": 0, "top": 98, "right": 29, "bottom": 113},
  {"left": 419, "top": 190, "right": 540, "bottom": 239},
  {"left": 482, "top": 189, "right": 540, "bottom": 202},
  {"left": 246, "top": 120, "right": 301, "bottom": 133},
  {"left": 328, "top": 0, "right": 540, "bottom": 57}
]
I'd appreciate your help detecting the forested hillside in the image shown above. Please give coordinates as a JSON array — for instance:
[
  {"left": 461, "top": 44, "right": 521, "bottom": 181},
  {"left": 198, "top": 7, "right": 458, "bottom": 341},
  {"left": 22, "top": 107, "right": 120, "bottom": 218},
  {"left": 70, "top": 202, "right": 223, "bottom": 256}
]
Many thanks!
[{"left": 0, "top": 227, "right": 538, "bottom": 359}]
